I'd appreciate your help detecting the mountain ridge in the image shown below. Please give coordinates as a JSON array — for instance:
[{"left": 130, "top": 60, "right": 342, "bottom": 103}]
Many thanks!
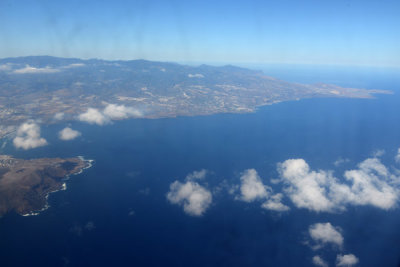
[{"left": 0, "top": 56, "right": 391, "bottom": 138}]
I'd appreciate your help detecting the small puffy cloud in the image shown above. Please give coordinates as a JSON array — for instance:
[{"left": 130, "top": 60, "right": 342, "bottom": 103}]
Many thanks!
[
  {"left": 84, "top": 221, "right": 95, "bottom": 231},
  {"left": 237, "top": 169, "right": 289, "bottom": 211},
  {"left": 186, "top": 169, "right": 207, "bottom": 180},
  {"left": 336, "top": 254, "right": 359, "bottom": 266},
  {"left": 78, "top": 104, "right": 143, "bottom": 125},
  {"left": 278, "top": 157, "right": 399, "bottom": 212},
  {"left": 227, "top": 184, "right": 239, "bottom": 195},
  {"left": 261, "top": 193, "right": 290, "bottom": 211},
  {"left": 167, "top": 180, "right": 212, "bottom": 216},
  {"left": 78, "top": 108, "right": 109, "bottom": 125},
  {"left": 103, "top": 104, "right": 143, "bottom": 120},
  {"left": 309, "top": 223, "right": 343, "bottom": 249},
  {"left": 11, "top": 63, "right": 84, "bottom": 74},
  {"left": 341, "top": 158, "right": 397, "bottom": 209},
  {"left": 395, "top": 148, "right": 400, "bottom": 163},
  {"left": 0, "top": 64, "right": 12, "bottom": 71},
  {"left": 54, "top": 112, "right": 64, "bottom": 120},
  {"left": 312, "top": 255, "right": 329, "bottom": 267},
  {"left": 238, "top": 169, "right": 269, "bottom": 202},
  {"left": 188, "top": 73, "right": 204, "bottom": 78},
  {"left": 372, "top": 149, "right": 385, "bottom": 157},
  {"left": 279, "top": 159, "right": 336, "bottom": 212},
  {"left": 13, "top": 121, "right": 48, "bottom": 150},
  {"left": 334, "top": 158, "right": 350, "bottom": 167},
  {"left": 344, "top": 158, "right": 398, "bottom": 210},
  {"left": 59, "top": 127, "right": 81, "bottom": 141},
  {"left": 128, "top": 210, "right": 135, "bottom": 216},
  {"left": 13, "top": 65, "right": 60, "bottom": 74},
  {"left": 62, "top": 63, "right": 85, "bottom": 68},
  {"left": 139, "top": 188, "right": 150, "bottom": 195}
]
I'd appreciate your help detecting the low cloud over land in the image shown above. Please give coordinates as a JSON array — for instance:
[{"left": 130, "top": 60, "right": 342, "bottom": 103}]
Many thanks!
[
  {"left": 13, "top": 121, "right": 47, "bottom": 150},
  {"left": 53, "top": 112, "right": 64, "bottom": 120},
  {"left": 188, "top": 73, "right": 204, "bottom": 78},
  {"left": 13, "top": 65, "right": 60, "bottom": 74},
  {"left": 11, "top": 63, "right": 85, "bottom": 74},
  {"left": 103, "top": 104, "right": 143, "bottom": 120},
  {"left": 78, "top": 104, "right": 143, "bottom": 125},
  {"left": 78, "top": 108, "right": 110, "bottom": 125}
]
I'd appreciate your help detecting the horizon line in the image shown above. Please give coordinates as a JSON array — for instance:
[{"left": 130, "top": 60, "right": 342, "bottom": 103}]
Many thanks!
[{"left": 1, "top": 55, "right": 400, "bottom": 70}]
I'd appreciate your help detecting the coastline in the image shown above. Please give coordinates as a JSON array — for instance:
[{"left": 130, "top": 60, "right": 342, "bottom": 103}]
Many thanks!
[{"left": 21, "top": 157, "right": 94, "bottom": 217}]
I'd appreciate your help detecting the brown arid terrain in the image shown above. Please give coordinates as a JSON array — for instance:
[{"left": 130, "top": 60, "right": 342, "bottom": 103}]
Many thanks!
[
  {"left": 0, "top": 56, "right": 391, "bottom": 138},
  {"left": 0, "top": 155, "right": 90, "bottom": 216},
  {"left": 0, "top": 57, "right": 391, "bottom": 217}
]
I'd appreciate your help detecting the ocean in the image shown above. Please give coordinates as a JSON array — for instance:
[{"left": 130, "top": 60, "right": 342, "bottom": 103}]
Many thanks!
[{"left": 1, "top": 65, "right": 400, "bottom": 266}]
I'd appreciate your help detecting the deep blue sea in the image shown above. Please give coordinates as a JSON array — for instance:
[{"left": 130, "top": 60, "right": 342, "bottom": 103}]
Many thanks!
[{"left": 1, "top": 65, "right": 400, "bottom": 266}]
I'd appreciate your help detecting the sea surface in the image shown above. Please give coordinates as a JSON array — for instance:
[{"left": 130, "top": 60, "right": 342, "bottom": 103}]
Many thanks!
[{"left": 1, "top": 65, "right": 400, "bottom": 266}]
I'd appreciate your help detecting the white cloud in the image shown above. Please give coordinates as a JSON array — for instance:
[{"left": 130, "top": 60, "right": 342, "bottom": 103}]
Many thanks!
[
  {"left": 9, "top": 63, "right": 84, "bottom": 74},
  {"left": 278, "top": 157, "right": 399, "bottom": 212},
  {"left": 0, "top": 64, "right": 11, "bottom": 71},
  {"left": 186, "top": 169, "right": 207, "bottom": 180},
  {"left": 78, "top": 108, "right": 110, "bottom": 125},
  {"left": 53, "top": 112, "right": 64, "bottom": 120},
  {"left": 279, "top": 159, "right": 336, "bottom": 212},
  {"left": 13, "top": 65, "right": 60, "bottom": 74},
  {"left": 103, "top": 104, "right": 142, "bottom": 120},
  {"left": 13, "top": 122, "right": 48, "bottom": 150},
  {"left": 236, "top": 169, "right": 289, "bottom": 212},
  {"left": 336, "top": 254, "right": 359, "bottom": 266},
  {"left": 78, "top": 104, "right": 143, "bottom": 125},
  {"left": 62, "top": 63, "right": 85, "bottom": 68},
  {"left": 167, "top": 180, "right": 212, "bottom": 216},
  {"left": 59, "top": 127, "right": 81, "bottom": 141},
  {"left": 334, "top": 158, "right": 350, "bottom": 167},
  {"left": 395, "top": 148, "right": 400, "bottom": 163},
  {"left": 227, "top": 184, "right": 239, "bottom": 195},
  {"left": 312, "top": 255, "right": 329, "bottom": 267},
  {"left": 188, "top": 73, "right": 204, "bottom": 78},
  {"left": 306, "top": 224, "right": 358, "bottom": 267},
  {"left": 309, "top": 223, "right": 343, "bottom": 249},
  {"left": 238, "top": 169, "right": 269, "bottom": 202},
  {"left": 341, "top": 158, "right": 397, "bottom": 209},
  {"left": 372, "top": 149, "right": 385, "bottom": 157},
  {"left": 261, "top": 193, "right": 290, "bottom": 211}
]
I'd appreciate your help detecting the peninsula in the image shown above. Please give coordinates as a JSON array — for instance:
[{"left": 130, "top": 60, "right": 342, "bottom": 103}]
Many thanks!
[
  {"left": 0, "top": 56, "right": 391, "bottom": 138},
  {"left": 0, "top": 155, "right": 91, "bottom": 216}
]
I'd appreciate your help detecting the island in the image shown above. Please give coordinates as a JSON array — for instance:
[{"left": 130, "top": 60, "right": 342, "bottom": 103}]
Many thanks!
[
  {"left": 0, "top": 56, "right": 391, "bottom": 138},
  {"left": 0, "top": 155, "right": 91, "bottom": 216}
]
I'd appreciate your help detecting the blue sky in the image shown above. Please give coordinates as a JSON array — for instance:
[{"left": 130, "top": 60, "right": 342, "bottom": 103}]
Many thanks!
[{"left": 0, "top": 0, "right": 399, "bottom": 66}]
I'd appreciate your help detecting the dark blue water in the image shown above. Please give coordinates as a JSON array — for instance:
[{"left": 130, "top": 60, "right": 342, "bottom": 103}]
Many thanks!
[{"left": 1, "top": 65, "right": 400, "bottom": 266}]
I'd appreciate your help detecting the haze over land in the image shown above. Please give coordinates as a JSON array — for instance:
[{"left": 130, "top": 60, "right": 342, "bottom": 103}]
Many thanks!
[
  {"left": 0, "top": 0, "right": 399, "bottom": 266},
  {"left": 0, "top": 56, "right": 389, "bottom": 138}
]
